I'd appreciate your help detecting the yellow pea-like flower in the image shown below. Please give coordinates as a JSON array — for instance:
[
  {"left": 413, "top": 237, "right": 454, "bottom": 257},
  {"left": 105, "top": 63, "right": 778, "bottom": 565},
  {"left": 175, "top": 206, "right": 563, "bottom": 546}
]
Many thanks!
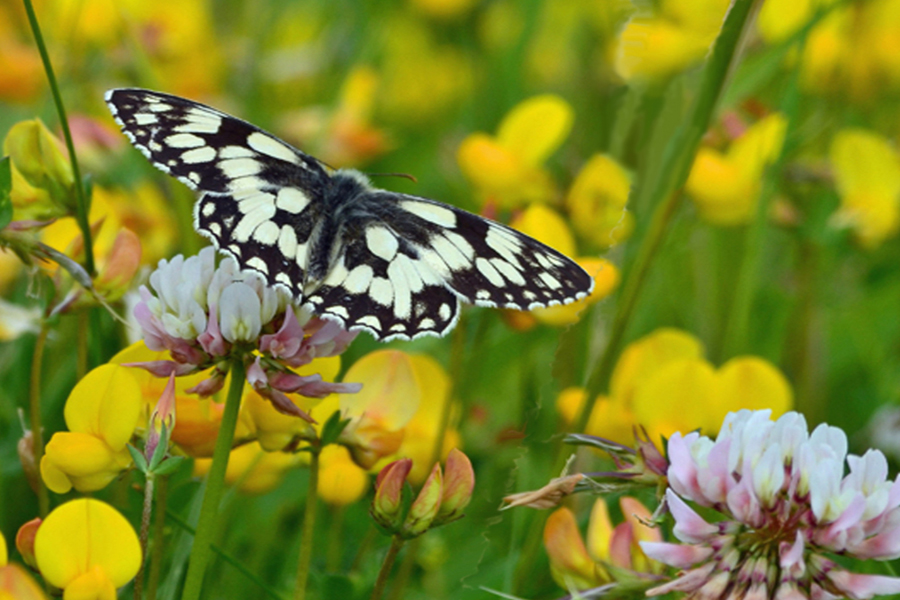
[
  {"left": 41, "top": 364, "right": 142, "bottom": 494},
  {"left": 318, "top": 444, "right": 370, "bottom": 506},
  {"left": 33, "top": 499, "right": 141, "bottom": 600}
]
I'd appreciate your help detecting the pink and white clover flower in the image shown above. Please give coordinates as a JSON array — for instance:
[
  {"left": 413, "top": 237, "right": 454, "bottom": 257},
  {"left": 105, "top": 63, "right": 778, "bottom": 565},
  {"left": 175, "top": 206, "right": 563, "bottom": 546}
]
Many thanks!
[{"left": 643, "top": 409, "right": 900, "bottom": 600}]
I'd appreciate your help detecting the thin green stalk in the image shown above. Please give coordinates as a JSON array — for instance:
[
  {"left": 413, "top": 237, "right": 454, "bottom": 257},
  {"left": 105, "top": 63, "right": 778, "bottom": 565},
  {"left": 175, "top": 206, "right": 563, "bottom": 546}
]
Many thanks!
[
  {"left": 386, "top": 538, "right": 418, "bottom": 600},
  {"left": 370, "top": 536, "right": 405, "bottom": 600},
  {"left": 325, "top": 506, "right": 345, "bottom": 572},
  {"left": 575, "top": 0, "right": 761, "bottom": 432},
  {"left": 294, "top": 448, "right": 320, "bottom": 600},
  {"left": 134, "top": 475, "right": 155, "bottom": 600},
  {"left": 180, "top": 359, "right": 246, "bottom": 600},
  {"left": 146, "top": 476, "right": 169, "bottom": 600},
  {"left": 29, "top": 323, "right": 49, "bottom": 518},
  {"left": 21, "top": 0, "right": 94, "bottom": 275},
  {"left": 429, "top": 317, "right": 466, "bottom": 467}
]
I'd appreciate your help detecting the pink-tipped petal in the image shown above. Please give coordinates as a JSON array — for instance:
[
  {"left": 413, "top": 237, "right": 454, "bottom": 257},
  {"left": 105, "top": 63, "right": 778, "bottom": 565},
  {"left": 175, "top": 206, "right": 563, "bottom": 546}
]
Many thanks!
[
  {"left": 639, "top": 541, "right": 714, "bottom": 568},
  {"left": 667, "top": 489, "right": 718, "bottom": 543},
  {"left": 826, "top": 570, "right": 900, "bottom": 600}
]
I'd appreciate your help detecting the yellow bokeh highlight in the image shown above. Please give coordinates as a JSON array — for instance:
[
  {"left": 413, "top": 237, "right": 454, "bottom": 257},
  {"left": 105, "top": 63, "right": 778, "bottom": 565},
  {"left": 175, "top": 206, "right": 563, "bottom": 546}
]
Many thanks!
[
  {"left": 34, "top": 499, "right": 141, "bottom": 597},
  {"left": 686, "top": 114, "right": 787, "bottom": 226},
  {"left": 458, "top": 95, "right": 572, "bottom": 209},
  {"left": 829, "top": 128, "right": 900, "bottom": 248},
  {"left": 317, "top": 444, "right": 370, "bottom": 506},
  {"left": 193, "top": 442, "right": 303, "bottom": 495},
  {"left": 566, "top": 154, "right": 633, "bottom": 248}
]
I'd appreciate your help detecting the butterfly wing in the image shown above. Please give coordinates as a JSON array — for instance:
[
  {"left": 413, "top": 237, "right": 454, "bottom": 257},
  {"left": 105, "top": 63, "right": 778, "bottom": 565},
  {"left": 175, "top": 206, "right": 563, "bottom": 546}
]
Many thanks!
[
  {"left": 105, "top": 88, "right": 330, "bottom": 297},
  {"left": 302, "top": 191, "right": 594, "bottom": 341}
]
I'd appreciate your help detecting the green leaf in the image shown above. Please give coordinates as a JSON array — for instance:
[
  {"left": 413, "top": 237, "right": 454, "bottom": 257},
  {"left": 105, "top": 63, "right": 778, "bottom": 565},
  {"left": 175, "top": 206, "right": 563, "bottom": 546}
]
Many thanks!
[
  {"left": 319, "top": 410, "right": 350, "bottom": 447},
  {"left": 148, "top": 423, "right": 170, "bottom": 471},
  {"left": 0, "top": 156, "right": 12, "bottom": 231},
  {"left": 127, "top": 444, "right": 149, "bottom": 474},
  {"left": 153, "top": 456, "right": 186, "bottom": 476}
]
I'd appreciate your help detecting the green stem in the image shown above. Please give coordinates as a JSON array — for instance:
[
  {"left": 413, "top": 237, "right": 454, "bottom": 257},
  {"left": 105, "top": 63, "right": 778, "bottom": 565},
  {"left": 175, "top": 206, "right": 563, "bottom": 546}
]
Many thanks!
[
  {"left": 21, "top": 0, "right": 95, "bottom": 275},
  {"left": 370, "top": 536, "right": 405, "bottom": 600},
  {"left": 293, "top": 448, "right": 320, "bottom": 600},
  {"left": 325, "top": 505, "right": 345, "bottom": 572},
  {"left": 385, "top": 538, "right": 418, "bottom": 600},
  {"left": 134, "top": 474, "right": 155, "bottom": 600},
  {"left": 29, "top": 323, "right": 49, "bottom": 518},
  {"left": 575, "top": 0, "right": 761, "bottom": 431},
  {"left": 429, "top": 318, "right": 465, "bottom": 466},
  {"left": 146, "top": 476, "right": 169, "bottom": 600},
  {"left": 180, "top": 359, "right": 246, "bottom": 600}
]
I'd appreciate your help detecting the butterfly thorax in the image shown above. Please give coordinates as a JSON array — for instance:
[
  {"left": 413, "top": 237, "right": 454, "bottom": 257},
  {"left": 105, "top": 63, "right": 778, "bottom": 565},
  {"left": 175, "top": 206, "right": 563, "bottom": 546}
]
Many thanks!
[{"left": 305, "top": 169, "right": 376, "bottom": 285}]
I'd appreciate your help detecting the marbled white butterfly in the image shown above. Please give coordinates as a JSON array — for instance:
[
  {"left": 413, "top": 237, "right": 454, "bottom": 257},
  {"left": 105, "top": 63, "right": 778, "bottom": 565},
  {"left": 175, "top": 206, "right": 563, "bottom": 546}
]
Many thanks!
[{"left": 106, "top": 89, "right": 594, "bottom": 341}]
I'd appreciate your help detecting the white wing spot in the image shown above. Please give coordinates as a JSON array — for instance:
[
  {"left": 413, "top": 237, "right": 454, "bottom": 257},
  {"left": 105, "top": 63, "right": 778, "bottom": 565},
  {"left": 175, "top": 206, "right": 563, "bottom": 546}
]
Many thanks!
[
  {"left": 175, "top": 113, "right": 222, "bottom": 133},
  {"left": 208, "top": 223, "right": 221, "bottom": 236},
  {"left": 246, "top": 256, "right": 268, "bottom": 273},
  {"left": 535, "top": 253, "right": 554, "bottom": 269},
  {"left": 276, "top": 273, "right": 292, "bottom": 285},
  {"left": 202, "top": 203, "right": 216, "bottom": 217},
  {"left": 491, "top": 259, "right": 526, "bottom": 285},
  {"left": 147, "top": 103, "right": 174, "bottom": 113},
  {"left": 221, "top": 157, "right": 261, "bottom": 178},
  {"left": 134, "top": 113, "right": 157, "bottom": 125},
  {"left": 238, "top": 193, "right": 275, "bottom": 214},
  {"left": 475, "top": 257, "right": 505, "bottom": 287},
  {"left": 326, "top": 306, "right": 350, "bottom": 319},
  {"left": 228, "top": 244, "right": 242, "bottom": 256},
  {"left": 399, "top": 200, "right": 457, "bottom": 228},
  {"left": 278, "top": 225, "right": 298, "bottom": 257},
  {"left": 439, "top": 303, "right": 451, "bottom": 321},
  {"left": 430, "top": 235, "right": 470, "bottom": 271},
  {"left": 233, "top": 204, "right": 277, "bottom": 242},
  {"left": 540, "top": 271, "right": 562, "bottom": 290},
  {"left": 476, "top": 290, "right": 491, "bottom": 300},
  {"left": 368, "top": 277, "right": 394, "bottom": 307},
  {"left": 181, "top": 146, "right": 217, "bottom": 164},
  {"left": 321, "top": 261, "right": 348, "bottom": 287},
  {"left": 366, "top": 226, "right": 399, "bottom": 262},
  {"left": 187, "top": 172, "right": 201, "bottom": 184},
  {"left": 166, "top": 133, "right": 205, "bottom": 148},
  {"left": 275, "top": 188, "right": 309, "bottom": 214},
  {"left": 420, "top": 318, "right": 436, "bottom": 329},
  {"left": 358, "top": 315, "right": 382, "bottom": 331},
  {"left": 443, "top": 230, "right": 475, "bottom": 260},
  {"left": 388, "top": 255, "right": 424, "bottom": 295},
  {"left": 247, "top": 132, "right": 298, "bottom": 163},
  {"left": 220, "top": 145, "right": 255, "bottom": 159},
  {"left": 344, "top": 265, "right": 374, "bottom": 294},
  {"left": 485, "top": 226, "right": 523, "bottom": 266},
  {"left": 252, "top": 220, "right": 280, "bottom": 245}
]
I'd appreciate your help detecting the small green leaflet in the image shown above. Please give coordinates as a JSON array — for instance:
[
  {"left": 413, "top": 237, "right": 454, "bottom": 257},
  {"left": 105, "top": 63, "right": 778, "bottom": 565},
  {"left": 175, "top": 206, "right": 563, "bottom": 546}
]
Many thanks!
[{"left": 0, "top": 157, "right": 11, "bottom": 231}]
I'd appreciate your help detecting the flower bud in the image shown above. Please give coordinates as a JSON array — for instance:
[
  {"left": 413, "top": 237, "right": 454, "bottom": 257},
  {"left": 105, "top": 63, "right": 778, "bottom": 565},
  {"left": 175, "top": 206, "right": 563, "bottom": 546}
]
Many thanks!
[
  {"left": 434, "top": 448, "right": 474, "bottom": 525},
  {"left": 3, "top": 119, "right": 74, "bottom": 219},
  {"left": 15, "top": 518, "right": 41, "bottom": 569},
  {"left": 372, "top": 459, "right": 412, "bottom": 530},
  {"left": 17, "top": 431, "right": 40, "bottom": 497},
  {"left": 401, "top": 463, "right": 443, "bottom": 538},
  {"left": 0, "top": 564, "right": 47, "bottom": 600},
  {"left": 146, "top": 373, "right": 176, "bottom": 463}
]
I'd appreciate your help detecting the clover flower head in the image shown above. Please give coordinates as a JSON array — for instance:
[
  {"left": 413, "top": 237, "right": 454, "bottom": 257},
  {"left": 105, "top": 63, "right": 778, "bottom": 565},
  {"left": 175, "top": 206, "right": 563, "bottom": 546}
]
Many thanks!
[
  {"left": 643, "top": 409, "right": 900, "bottom": 600},
  {"left": 132, "top": 247, "right": 360, "bottom": 417}
]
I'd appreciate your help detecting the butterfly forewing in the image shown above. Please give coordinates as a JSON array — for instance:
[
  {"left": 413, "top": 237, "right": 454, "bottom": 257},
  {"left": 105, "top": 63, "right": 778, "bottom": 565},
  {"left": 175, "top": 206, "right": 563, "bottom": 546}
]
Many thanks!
[{"left": 106, "top": 88, "right": 595, "bottom": 342}]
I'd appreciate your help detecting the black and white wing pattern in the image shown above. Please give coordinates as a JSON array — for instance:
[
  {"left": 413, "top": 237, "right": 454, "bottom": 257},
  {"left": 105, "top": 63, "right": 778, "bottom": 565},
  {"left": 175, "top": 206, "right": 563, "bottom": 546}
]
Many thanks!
[{"left": 106, "top": 88, "right": 595, "bottom": 342}]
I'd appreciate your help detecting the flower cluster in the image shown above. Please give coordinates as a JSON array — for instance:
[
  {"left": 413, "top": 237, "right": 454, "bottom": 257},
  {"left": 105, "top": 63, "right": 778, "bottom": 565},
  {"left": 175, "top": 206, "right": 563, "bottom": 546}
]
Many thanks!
[
  {"left": 644, "top": 409, "right": 900, "bottom": 600},
  {"left": 132, "top": 247, "right": 360, "bottom": 418}
]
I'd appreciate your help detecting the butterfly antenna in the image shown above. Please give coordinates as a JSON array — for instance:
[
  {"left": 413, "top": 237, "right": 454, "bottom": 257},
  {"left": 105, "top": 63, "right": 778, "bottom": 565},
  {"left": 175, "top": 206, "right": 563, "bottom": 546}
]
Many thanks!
[{"left": 367, "top": 172, "right": 418, "bottom": 184}]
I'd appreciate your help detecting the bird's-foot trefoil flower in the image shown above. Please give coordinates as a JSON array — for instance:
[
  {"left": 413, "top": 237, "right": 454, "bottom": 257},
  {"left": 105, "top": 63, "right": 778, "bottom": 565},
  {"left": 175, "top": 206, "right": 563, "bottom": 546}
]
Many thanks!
[{"left": 642, "top": 409, "right": 900, "bottom": 600}]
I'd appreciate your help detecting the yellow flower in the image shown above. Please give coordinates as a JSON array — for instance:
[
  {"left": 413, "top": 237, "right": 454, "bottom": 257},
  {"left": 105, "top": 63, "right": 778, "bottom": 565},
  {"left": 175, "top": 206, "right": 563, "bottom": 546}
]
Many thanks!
[
  {"left": 338, "top": 350, "right": 423, "bottom": 468},
  {"left": 544, "top": 497, "right": 661, "bottom": 591},
  {"left": 33, "top": 499, "right": 141, "bottom": 600},
  {"left": 566, "top": 154, "right": 633, "bottom": 248},
  {"left": 558, "top": 329, "right": 793, "bottom": 443},
  {"left": 457, "top": 95, "right": 573, "bottom": 209},
  {"left": 0, "top": 563, "right": 47, "bottom": 600},
  {"left": 339, "top": 350, "right": 460, "bottom": 482},
  {"left": 317, "top": 444, "right": 369, "bottom": 506},
  {"left": 686, "top": 114, "right": 787, "bottom": 226},
  {"left": 41, "top": 364, "right": 142, "bottom": 493},
  {"left": 0, "top": 9, "right": 42, "bottom": 104},
  {"left": 829, "top": 128, "right": 900, "bottom": 248},
  {"left": 193, "top": 442, "right": 303, "bottom": 495},
  {"left": 614, "top": 0, "right": 731, "bottom": 81}
]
